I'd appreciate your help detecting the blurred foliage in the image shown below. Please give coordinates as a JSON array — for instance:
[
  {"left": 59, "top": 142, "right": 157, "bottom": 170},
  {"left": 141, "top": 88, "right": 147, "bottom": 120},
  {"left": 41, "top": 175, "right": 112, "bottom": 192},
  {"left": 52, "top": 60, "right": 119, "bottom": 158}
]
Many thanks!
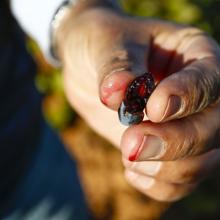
[
  {"left": 122, "top": 0, "right": 202, "bottom": 24},
  {"left": 27, "top": 40, "right": 76, "bottom": 130},
  {"left": 161, "top": 174, "right": 220, "bottom": 220},
  {"left": 121, "top": 0, "right": 220, "bottom": 41}
]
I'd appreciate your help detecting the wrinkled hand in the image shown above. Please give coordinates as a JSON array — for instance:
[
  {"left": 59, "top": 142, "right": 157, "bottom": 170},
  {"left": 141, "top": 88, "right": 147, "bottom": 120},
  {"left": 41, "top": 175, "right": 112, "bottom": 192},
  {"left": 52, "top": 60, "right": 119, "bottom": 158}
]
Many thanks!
[{"left": 56, "top": 6, "right": 220, "bottom": 201}]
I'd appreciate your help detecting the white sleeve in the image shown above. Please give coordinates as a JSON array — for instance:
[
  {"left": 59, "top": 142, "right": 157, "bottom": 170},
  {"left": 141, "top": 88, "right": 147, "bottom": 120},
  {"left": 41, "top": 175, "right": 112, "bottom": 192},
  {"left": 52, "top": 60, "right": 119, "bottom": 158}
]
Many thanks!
[
  {"left": 10, "top": 0, "right": 65, "bottom": 64},
  {"left": 10, "top": 0, "right": 119, "bottom": 65}
]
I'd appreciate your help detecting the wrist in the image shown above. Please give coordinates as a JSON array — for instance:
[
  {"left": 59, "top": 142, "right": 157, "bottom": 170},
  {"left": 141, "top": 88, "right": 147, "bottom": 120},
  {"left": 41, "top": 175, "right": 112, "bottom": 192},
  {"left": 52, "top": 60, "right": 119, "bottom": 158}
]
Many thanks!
[{"left": 52, "top": 0, "right": 122, "bottom": 63}]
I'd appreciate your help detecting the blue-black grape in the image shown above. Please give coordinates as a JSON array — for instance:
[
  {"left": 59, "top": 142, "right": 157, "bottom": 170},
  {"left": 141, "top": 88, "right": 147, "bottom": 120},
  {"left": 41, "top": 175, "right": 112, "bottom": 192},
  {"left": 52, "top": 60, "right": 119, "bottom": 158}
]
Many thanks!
[{"left": 118, "top": 72, "right": 155, "bottom": 126}]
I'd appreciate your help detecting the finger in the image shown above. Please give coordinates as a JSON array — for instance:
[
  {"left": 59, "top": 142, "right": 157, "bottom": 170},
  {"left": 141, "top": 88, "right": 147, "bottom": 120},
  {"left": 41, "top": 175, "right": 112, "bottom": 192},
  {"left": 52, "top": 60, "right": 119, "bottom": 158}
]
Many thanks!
[
  {"left": 124, "top": 170, "right": 196, "bottom": 202},
  {"left": 99, "top": 41, "right": 150, "bottom": 110},
  {"left": 92, "top": 17, "right": 151, "bottom": 110},
  {"left": 147, "top": 32, "right": 220, "bottom": 122},
  {"left": 123, "top": 149, "right": 220, "bottom": 185},
  {"left": 121, "top": 105, "right": 220, "bottom": 161}
]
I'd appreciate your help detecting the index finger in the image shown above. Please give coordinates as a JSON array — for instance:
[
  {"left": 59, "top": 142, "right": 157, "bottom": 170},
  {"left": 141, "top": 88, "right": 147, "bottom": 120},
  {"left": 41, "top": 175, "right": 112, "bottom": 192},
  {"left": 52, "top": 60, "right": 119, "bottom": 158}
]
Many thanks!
[{"left": 147, "top": 32, "right": 220, "bottom": 122}]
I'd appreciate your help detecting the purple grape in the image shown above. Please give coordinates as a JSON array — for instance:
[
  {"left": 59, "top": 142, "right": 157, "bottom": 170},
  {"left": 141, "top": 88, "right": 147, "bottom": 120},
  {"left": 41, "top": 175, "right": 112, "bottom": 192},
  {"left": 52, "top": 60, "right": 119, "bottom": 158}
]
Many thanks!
[{"left": 118, "top": 72, "right": 155, "bottom": 126}]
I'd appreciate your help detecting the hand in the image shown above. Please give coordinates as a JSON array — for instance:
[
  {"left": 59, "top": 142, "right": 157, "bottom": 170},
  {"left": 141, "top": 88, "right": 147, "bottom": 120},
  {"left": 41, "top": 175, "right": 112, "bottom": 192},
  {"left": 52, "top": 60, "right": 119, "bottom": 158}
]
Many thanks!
[{"left": 56, "top": 5, "right": 220, "bottom": 201}]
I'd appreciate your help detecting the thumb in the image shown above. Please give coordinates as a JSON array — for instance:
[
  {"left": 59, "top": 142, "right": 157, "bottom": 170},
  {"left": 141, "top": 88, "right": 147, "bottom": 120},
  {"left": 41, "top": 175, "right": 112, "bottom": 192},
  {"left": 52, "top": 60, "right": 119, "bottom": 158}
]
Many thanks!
[{"left": 99, "top": 41, "right": 150, "bottom": 111}]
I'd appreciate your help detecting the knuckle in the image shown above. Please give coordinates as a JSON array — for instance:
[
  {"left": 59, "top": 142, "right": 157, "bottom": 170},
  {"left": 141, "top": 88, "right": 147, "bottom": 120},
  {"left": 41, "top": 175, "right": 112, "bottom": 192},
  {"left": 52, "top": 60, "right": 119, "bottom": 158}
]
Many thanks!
[
  {"left": 108, "top": 49, "right": 133, "bottom": 72},
  {"left": 182, "top": 27, "right": 204, "bottom": 35},
  {"left": 194, "top": 67, "right": 220, "bottom": 111},
  {"left": 183, "top": 60, "right": 220, "bottom": 114},
  {"left": 178, "top": 71, "right": 207, "bottom": 116},
  {"left": 101, "top": 41, "right": 147, "bottom": 76},
  {"left": 172, "top": 62, "right": 220, "bottom": 118},
  {"left": 99, "top": 49, "right": 134, "bottom": 81},
  {"left": 177, "top": 27, "right": 206, "bottom": 47}
]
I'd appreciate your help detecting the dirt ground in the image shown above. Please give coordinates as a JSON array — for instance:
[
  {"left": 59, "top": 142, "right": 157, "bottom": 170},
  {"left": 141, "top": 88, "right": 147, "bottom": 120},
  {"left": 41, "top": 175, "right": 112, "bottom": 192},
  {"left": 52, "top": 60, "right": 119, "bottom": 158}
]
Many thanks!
[{"left": 61, "top": 118, "right": 170, "bottom": 220}]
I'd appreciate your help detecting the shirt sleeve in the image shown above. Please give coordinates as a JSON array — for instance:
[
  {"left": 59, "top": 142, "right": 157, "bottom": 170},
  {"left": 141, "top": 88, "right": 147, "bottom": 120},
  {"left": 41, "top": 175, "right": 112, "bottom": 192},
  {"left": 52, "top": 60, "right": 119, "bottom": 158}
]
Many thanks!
[
  {"left": 10, "top": 0, "right": 66, "bottom": 65},
  {"left": 10, "top": 0, "right": 120, "bottom": 65}
]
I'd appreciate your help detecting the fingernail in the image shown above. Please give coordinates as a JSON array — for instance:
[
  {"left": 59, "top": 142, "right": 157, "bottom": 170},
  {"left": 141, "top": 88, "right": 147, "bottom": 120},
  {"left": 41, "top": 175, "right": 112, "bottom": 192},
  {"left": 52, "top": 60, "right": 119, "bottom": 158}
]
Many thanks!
[
  {"left": 101, "top": 78, "right": 115, "bottom": 100},
  {"left": 129, "top": 135, "right": 165, "bottom": 161},
  {"left": 162, "top": 95, "right": 182, "bottom": 121},
  {"left": 100, "top": 77, "right": 123, "bottom": 108},
  {"left": 104, "top": 90, "right": 124, "bottom": 109},
  {"left": 100, "top": 72, "right": 135, "bottom": 106}
]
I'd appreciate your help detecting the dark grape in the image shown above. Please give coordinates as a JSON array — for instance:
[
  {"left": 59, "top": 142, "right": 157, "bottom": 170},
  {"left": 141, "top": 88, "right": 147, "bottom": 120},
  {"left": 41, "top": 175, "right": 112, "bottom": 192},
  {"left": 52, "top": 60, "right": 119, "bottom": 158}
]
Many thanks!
[{"left": 118, "top": 72, "right": 155, "bottom": 126}]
